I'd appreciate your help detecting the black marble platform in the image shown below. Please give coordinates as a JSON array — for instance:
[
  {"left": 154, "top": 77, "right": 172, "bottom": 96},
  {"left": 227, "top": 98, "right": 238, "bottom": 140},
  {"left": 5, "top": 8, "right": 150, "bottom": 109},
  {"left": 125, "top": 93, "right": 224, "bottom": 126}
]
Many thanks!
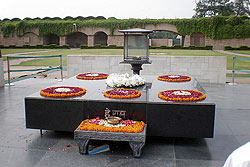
[{"left": 25, "top": 75, "right": 215, "bottom": 138}]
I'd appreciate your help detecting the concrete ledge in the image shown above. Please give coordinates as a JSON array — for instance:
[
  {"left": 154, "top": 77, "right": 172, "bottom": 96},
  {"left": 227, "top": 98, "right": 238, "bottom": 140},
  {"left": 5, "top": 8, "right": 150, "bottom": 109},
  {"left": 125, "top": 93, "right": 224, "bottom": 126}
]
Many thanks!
[
  {"left": 0, "top": 58, "right": 4, "bottom": 87},
  {"left": 67, "top": 55, "right": 227, "bottom": 84}
]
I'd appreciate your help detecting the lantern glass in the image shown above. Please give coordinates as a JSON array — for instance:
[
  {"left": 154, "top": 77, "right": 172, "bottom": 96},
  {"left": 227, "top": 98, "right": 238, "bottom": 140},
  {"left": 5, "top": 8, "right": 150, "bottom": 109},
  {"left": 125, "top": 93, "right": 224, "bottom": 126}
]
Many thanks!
[{"left": 124, "top": 34, "right": 148, "bottom": 60}]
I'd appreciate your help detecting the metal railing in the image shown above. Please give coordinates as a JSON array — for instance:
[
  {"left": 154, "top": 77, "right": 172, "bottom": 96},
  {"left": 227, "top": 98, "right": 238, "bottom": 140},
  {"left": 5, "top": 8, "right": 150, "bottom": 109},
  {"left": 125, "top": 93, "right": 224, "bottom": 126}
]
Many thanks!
[
  {"left": 6, "top": 55, "right": 63, "bottom": 85},
  {"left": 232, "top": 56, "right": 250, "bottom": 84}
]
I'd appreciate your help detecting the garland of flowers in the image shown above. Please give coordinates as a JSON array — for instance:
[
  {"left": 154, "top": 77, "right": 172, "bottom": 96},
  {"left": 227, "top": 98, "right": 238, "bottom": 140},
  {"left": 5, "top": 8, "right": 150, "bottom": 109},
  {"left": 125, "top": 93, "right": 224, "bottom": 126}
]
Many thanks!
[
  {"left": 106, "top": 73, "right": 145, "bottom": 88},
  {"left": 76, "top": 73, "right": 109, "bottom": 80},
  {"left": 104, "top": 88, "right": 141, "bottom": 99},
  {"left": 78, "top": 117, "right": 145, "bottom": 133},
  {"left": 158, "top": 75, "right": 191, "bottom": 82},
  {"left": 158, "top": 89, "right": 206, "bottom": 102},
  {"left": 40, "top": 86, "right": 86, "bottom": 98}
]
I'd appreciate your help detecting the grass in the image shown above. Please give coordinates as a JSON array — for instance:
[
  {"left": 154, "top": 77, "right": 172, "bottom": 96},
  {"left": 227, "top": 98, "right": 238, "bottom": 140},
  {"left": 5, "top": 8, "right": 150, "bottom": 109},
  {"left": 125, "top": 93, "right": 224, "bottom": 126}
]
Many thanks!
[
  {"left": 1, "top": 49, "right": 250, "bottom": 71},
  {"left": 14, "top": 49, "right": 228, "bottom": 67},
  {"left": 227, "top": 73, "right": 250, "bottom": 77},
  {"left": 229, "top": 50, "right": 250, "bottom": 55},
  {"left": 1, "top": 49, "right": 54, "bottom": 61}
]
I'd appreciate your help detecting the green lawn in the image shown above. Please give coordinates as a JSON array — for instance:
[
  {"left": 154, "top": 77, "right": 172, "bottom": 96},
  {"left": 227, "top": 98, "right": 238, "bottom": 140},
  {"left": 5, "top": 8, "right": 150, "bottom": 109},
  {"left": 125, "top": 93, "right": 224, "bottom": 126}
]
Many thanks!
[
  {"left": 1, "top": 49, "right": 54, "bottom": 61},
  {"left": 1, "top": 49, "right": 250, "bottom": 71},
  {"left": 15, "top": 49, "right": 228, "bottom": 67},
  {"left": 229, "top": 50, "right": 250, "bottom": 55}
]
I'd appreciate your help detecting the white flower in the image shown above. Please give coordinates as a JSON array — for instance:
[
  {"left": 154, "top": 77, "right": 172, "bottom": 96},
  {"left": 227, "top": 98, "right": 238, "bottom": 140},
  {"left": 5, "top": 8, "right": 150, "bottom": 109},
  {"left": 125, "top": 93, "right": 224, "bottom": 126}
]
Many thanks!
[{"left": 106, "top": 73, "right": 145, "bottom": 88}]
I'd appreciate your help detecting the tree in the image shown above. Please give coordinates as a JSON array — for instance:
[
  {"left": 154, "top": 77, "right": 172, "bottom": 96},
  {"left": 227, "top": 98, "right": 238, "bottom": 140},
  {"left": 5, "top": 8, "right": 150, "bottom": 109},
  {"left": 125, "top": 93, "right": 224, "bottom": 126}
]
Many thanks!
[
  {"left": 194, "top": 0, "right": 250, "bottom": 17},
  {"left": 63, "top": 16, "right": 74, "bottom": 20},
  {"left": 95, "top": 16, "right": 106, "bottom": 20},
  {"left": 234, "top": 0, "right": 250, "bottom": 16},
  {"left": 11, "top": 18, "right": 21, "bottom": 21},
  {"left": 194, "top": 0, "right": 235, "bottom": 17}
]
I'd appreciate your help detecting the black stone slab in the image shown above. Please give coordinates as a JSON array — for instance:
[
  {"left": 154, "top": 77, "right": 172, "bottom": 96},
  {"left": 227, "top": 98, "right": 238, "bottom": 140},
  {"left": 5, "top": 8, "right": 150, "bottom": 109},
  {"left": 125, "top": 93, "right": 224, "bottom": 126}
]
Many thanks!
[{"left": 25, "top": 75, "right": 215, "bottom": 138}]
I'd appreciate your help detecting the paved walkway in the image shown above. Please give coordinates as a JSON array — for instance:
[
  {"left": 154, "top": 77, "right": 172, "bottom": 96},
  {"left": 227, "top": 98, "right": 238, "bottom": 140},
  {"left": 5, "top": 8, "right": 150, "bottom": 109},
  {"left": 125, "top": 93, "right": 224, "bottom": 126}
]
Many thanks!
[
  {"left": 1, "top": 78, "right": 250, "bottom": 167},
  {"left": 215, "top": 50, "right": 250, "bottom": 57}
]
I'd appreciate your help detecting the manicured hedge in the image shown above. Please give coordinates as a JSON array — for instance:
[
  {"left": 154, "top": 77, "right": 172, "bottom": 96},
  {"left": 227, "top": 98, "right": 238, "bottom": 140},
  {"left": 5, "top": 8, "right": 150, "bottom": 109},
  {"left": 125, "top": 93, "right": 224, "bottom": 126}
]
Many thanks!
[
  {"left": 224, "top": 45, "right": 250, "bottom": 50},
  {"left": 80, "top": 44, "right": 123, "bottom": 49},
  {"left": 150, "top": 45, "right": 213, "bottom": 50}
]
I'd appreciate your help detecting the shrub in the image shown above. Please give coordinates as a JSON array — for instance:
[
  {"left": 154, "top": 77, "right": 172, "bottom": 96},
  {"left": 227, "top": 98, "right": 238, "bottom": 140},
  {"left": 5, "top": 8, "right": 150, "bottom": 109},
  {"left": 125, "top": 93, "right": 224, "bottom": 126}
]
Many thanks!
[
  {"left": 149, "top": 46, "right": 160, "bottom": 49},
  {"left": 239, "top": 46, "right": 249, "bottom": 50},
  {"left": 9, "top": 45, "right": 16, "bottom": 48},
  {"left": 108, "top": 45, "right": 117, "bottom": 49},
  {"left": 205, "top": 45, "right": 213, "bottom": 50},
  {"left": 49, "top": 44, "right": 59, "bottom": 49},
  {"left": 36, "top": 44, "right": 43, "bottom": 48},
  {"left": 80, "top": 45, "right": 88, "bottom": 49},
  {"left": 173, "top": 45, "right": 181, "bottom": 49},
  {"left": 23, "top": 44, "right": 31, "bottom": 48},
  {"left": 160, "top": 45, "right": 167, "bottom": 49},
  {"left": 61, "top": 44, "right": 70, "bottom": 49},
  {"left": 93, "top": 44, "right": 102, "bottom": 49},
  {"left": 224, "top": 46, "right": 233, "bottom": 50}
]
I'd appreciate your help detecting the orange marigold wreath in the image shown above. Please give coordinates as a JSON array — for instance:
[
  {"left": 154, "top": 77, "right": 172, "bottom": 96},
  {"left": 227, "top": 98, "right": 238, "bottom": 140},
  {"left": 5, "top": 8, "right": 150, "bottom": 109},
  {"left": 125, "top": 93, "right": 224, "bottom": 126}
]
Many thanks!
[
  {"left": 158, "top": 89, "right": 206, "bottom": 102},
  {"left": 76, "top": 73, "right": 109, "bottom": 80},
  {"left": 104, "top": 88, "right": 141, "bottom": 99},
  {"left": 158, "top": 75, "right": 191, "bottom": 82},
  {"left": 40, "top": 86, "right": 86, "bottom": 98},
  {"left": 78, "top": 118, "right": 145, "bottom": 133}
]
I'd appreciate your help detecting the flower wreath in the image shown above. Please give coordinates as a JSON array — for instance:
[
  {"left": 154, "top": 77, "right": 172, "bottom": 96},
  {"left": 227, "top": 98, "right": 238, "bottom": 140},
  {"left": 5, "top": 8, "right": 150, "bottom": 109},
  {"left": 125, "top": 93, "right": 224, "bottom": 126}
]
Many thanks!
[
  {"left": 78, "top": 118, "right": 145, "bottom": 133},
  {"left": 76, "top": 73, "right": 109, "bottom": 80},
  {"left": 158, "top": 75, "right": 191, "bottom": 82},
  {"left": 158, "top": 89, "right": 206, "bottom": 102},
  {"left": 104, "top": 88, "right": 141, "bottom": 99},
  {"left": 40, "top": 86, "right": 86, "bottom": 98}
]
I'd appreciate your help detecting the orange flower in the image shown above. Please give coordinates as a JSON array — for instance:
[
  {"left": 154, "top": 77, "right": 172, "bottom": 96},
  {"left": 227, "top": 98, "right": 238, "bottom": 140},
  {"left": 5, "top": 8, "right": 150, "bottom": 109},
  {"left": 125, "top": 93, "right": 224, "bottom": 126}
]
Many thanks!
[
  {"left": 104, "top": 88, "right": 141, "bottom": 99},
  {"left": 78, "top": 119, "right": 145, "bottom": 133},
  {"left": 158, "top": 89, "right": 206, "bottom": 102},
  {"left": 76, "top": 73, "right": 109, "bottom": 80},
  {"left": 157, "top": 75, "right": 191, "bottom": 82},
  {"left": 40, "top": 86, "right": 86, "bottom": 98}
]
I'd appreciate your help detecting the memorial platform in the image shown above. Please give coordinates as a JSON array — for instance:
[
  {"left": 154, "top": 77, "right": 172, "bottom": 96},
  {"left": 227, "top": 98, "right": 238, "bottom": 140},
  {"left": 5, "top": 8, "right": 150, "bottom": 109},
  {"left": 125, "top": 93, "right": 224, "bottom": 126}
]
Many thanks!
[{"left": 25, "top": 75, "right": 215, "bottom": 138}]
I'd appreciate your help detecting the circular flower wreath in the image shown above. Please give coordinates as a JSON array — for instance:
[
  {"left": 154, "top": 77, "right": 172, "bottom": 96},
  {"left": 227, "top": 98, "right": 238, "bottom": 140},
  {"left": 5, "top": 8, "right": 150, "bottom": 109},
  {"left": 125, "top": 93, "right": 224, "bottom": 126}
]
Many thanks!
[
  {"left": 104, "top": 88, "right": 141, "bottom": 99},
  {"left": 40, "top": 86, "right": 86, "bottom": 98},
  {"left": 76, "top": 73, "right": 109, "bottom": 80},
  {"left": 158, "top": 89, "right": 206, "bottom": 102},
  {"left": 158, "top": 75, "right": 191, "bottom": 82}
]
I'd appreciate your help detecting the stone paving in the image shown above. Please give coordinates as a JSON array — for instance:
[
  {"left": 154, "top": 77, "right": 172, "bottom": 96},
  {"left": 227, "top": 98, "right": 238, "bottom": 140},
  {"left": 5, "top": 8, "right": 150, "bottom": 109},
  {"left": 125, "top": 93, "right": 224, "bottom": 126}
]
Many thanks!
[{"left": 0, "top": 78, "right": 250, "bottom": 167}]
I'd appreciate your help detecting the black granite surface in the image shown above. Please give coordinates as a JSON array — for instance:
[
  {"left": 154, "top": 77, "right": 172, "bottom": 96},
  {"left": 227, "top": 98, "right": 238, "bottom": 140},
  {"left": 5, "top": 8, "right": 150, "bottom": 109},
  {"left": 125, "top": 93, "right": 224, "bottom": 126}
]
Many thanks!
[
  {"left": 3, "top": 78, "right": 250, "bottom": 166},
  {"left": 25, "top": 75, "right": 215, "bottom": 138}
]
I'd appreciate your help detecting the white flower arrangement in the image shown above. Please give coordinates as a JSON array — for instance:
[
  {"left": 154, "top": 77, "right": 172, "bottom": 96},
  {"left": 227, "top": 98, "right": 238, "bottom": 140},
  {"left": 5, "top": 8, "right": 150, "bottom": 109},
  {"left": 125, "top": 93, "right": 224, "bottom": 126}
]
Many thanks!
[{"left": 106, "top": 73, "right": 145, "bottom": 88}]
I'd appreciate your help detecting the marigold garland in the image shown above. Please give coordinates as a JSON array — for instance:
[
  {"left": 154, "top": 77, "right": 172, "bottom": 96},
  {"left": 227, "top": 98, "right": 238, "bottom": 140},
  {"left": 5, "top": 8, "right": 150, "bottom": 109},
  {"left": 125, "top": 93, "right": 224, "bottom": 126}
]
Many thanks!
[
  {"left": 104, "top": 88, "right": 141, "bottom": 99},
  {"left": 76, "top": 73, "right": 109, "bottom": 80},
  {"left": 158, "top": 89, "right": 206, "bottom": 102},
  {"left": 158, "top": 75, "right": 191, "bottom": 82},
  {"left": 40, "top": 86, "right": 86, "bottom": 98},
  {"left": 78, "top": 118, "right": 145, "bottom": 133}
]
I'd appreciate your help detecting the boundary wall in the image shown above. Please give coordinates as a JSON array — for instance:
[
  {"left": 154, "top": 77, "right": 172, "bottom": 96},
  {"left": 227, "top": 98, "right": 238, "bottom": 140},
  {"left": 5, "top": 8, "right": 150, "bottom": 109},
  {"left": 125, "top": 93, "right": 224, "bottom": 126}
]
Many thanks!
[{"left": 67, "top": 55, "right": 226, "bottom": 84}]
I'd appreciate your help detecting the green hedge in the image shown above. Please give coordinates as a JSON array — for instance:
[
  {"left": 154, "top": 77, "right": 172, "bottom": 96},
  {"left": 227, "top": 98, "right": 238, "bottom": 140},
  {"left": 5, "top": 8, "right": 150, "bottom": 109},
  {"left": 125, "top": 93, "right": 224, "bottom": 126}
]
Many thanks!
[
  {"left": 224, "top": 45, "right": 250, "bottom": 50},
  {"left": 149, "top": 45, "right": 213, "bottom": 50},
  {"left": 1, "top": 15, "right": 250, "bottom": 40},
  {"left": 80, "top": 44, "right": 123, "bottom": 49}
]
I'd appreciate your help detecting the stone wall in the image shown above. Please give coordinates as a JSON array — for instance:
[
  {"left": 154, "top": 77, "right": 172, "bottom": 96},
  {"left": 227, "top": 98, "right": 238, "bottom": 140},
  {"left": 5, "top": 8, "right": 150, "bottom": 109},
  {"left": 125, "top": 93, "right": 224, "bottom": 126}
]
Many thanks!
[
  {"left": 151, "top": 39, "right": 169, "bottom": 46},
  {"left": 67, "top": 55, "right": 227, "bottom": 84},
  {"left": 0, "top": 58, "right": 4, "bottom": 87},
  {"left": 1, "top": 23, "right": 250, "bottom": 49},
  {"left": 206, "top": 37, "right": 250, "bottom": 50}
]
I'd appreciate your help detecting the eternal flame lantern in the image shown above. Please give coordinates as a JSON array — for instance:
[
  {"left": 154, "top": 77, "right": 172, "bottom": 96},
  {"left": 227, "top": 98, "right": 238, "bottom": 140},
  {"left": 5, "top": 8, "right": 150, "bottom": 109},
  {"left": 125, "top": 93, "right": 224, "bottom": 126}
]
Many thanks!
[{"left": 119, "top": 28, "right": 153, "bottom": 75}]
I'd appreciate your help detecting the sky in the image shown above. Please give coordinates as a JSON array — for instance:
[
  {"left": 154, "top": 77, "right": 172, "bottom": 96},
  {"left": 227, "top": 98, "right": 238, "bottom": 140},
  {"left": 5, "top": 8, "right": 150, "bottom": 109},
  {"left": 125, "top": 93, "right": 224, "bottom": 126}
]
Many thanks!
[{"left": 0, "top": 0, "right": 197, "bottom": 20}]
